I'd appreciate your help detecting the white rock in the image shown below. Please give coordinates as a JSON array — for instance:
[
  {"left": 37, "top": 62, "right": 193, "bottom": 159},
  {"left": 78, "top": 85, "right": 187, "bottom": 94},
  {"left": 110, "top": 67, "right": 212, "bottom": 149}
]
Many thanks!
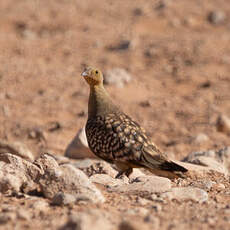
[
  {"left": 17, "top": 209, "right": 31, "bottom": 220},
  {"left": 216, "top": 146, "right": 230, "bottom": 171},
  {"left": 193, "top": 133, "right": 209, "bottom": 144},
  {"left": 30, "top": 200, "right": 49, "bottom": 212},
  {"left": 208, "top": 11, "right": 226, "bottom": 25},
  {"left": 109, "top": 175, "right": 171, "bottom": 194},
  {"left": 0, "top": 140, "right": 34, "bottom": 161},
  {"left": 36, "top": 154, "right": 105, "bottom": 203},
  {"left": 73, "top": 159, "right": 118, "bottom": 178},
  {"left": 104, "top": 68, "right": 132, "bottom": 88},
  {"left": 52, "top": 192, "right": 76, "bottom": 206},
  {"left": 216, "top": 114, "right": 230, "bottom": 135},
  {"left": 161, "top": 187, "right": 208, "bottom": 203},
  {"left": 182, "top": 148, "right": 229, "bottom": 176},
  {"left": 90, "top": 174, "right": 125, "bottom": 187},
  {"left": 0, "top": 153, "right": 41, "bottom": 194},
  {"left": 65, "top": 128, "right": 97, "bottom": 159},
  {"left": 60, "top": 210, "right": 113, "bottom": 230}
]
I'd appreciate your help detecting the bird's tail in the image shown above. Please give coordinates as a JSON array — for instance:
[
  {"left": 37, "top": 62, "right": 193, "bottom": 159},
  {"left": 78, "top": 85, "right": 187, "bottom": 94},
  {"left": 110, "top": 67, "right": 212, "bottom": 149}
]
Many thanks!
[{"left": 141, "top": 151, "right": 188, "bottom": 179}]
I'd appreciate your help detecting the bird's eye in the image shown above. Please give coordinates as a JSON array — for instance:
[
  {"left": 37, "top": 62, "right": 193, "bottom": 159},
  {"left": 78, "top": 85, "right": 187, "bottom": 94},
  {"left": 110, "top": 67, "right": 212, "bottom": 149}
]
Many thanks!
[{"left": 95, "top": 70, "right": 98, "bottom": 74}]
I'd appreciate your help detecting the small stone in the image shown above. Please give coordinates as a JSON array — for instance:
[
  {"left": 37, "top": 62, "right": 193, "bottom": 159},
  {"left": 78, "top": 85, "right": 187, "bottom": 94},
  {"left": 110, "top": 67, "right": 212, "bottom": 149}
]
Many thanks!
[
  {"left": 190, "top": 179, "right": 215, "bottom": 191},
  {"left": 151, "top": 203, "right": 162, "bottom": 212},
  {"left": 30, "top": 200, "right": 49, "bottom": 212},
  {"left": 182, "top": 149, "right": 229, "bottom": 176},
  {"left": 17, "top": 209, "right": 31, "bottom": 220},
  {"left": 107, "top": 40, "right": 131, "bottom": 51},
  {"left": 188, "top": 156, "right": 228, "bottom": 175},
  {"left": 0, "top": 213, "right": 16, "bottom": 224},
  {"left": 144, "top": 215, "right": 160, "bottom": 229},
  {"left": 104, "top": 68, "right": 132, "bottom": 88},
  {"left": 216, "top": 146, "right": 230, "bottom": 171},
  {"left": 52, "top": 192, "right": 76, "bottom": 206},
  {"left": 47, "top": 121, "right": 61, "bottom": 132},
  {"left": 90, "top": 174, "right": 125, "bottom": 187},
  {"left": 193, "top": 133, "right": 209, "bottom": 144},
  {"left": 28, "top": 127, "right": 46, "bottom": 143},
  {"left": 136, "top": 197, "right": 151, "bottom": 206},
  {"left": 213, "top": 183, "right": 225, "bottom": 191},
  {"left": 119, "top": 220, "right": 149, "bottom": 230},
  {"left": 0, "top": 140, "right": 34, "bottom": 161},
  {"left": 216, "top": 114, "right": 230, "bottom": 135},
  {"left": 73, "top": 159, "right": 117, "bottom": 178},
  {"left": 208, "top": 11, "right": 226, "bottom": 25},
  {"left": 161, "top": 187, "right": 208, "bottom": 203},
  {"left": 51, "top": 154, "right": 70, "bottom": 165},
  {"left": 60, "top": 210, "right": 113, "bottom": 230},
  {"left": 65, "top": 128, "right": 97, "bottom": 159}
]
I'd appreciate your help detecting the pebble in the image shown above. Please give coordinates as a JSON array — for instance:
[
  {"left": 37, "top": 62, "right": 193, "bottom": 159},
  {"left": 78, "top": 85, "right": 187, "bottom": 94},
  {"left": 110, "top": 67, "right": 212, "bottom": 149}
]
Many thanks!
[
  {"left": 109, "top": 175, "right": 171, "bottom": 195},
  {"left": 60, "top": 210, "right": 113, "bottom": 230},
  {"left": 208, "top": 11, "right": 226, "bottom": 25},
  {"left": 90, "top": 174, "right": 125, "bottom": 187},
  {"left": 0, "top": 140, "right": 34, "bottom": 161},
  {"left": 104, "top": 68, "right": 132, "bottom": 88},
  {"left": 193, "top": 133, "right": 209, "bottom": 144},
  {"left": 52, "top": 192, "right": 76, "bottom": 206},
  {"left": 216, "top": 114, "right": 230, "bottom": 135},
  {"left": 161, "top": 187, "right": 208, "bottom": 203},
  {"left": 73, "top": 159, "right": 118, "bottom": 178}
]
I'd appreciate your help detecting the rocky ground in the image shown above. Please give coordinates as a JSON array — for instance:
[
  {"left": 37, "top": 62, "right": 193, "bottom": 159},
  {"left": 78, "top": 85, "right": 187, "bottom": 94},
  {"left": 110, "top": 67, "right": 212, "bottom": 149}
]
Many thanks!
[{"left": 0, "top": 0, "right": 230, "bottom": 229}]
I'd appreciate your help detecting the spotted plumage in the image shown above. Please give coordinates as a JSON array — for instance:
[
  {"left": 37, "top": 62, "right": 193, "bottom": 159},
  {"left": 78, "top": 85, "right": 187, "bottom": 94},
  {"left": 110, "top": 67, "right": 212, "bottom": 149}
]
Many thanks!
[{"left": 82, "top": 67, "right": 188, "bottom": 179}]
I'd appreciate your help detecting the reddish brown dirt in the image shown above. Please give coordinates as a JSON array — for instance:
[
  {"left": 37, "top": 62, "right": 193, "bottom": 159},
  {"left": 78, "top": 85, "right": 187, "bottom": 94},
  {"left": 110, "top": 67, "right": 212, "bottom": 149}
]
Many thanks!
[{"left": 0, "top": 0, "right": 229, "bottom": 229}]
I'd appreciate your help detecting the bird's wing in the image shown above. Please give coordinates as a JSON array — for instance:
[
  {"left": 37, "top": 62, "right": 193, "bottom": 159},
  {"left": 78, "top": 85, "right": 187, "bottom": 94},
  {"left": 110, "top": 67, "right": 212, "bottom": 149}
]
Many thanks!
[
  {"left": 107, "top": 113, "right": 167, "bottom": 166},
  {"left": 109, "top": 113, "right": 187, "bottom": 173}
]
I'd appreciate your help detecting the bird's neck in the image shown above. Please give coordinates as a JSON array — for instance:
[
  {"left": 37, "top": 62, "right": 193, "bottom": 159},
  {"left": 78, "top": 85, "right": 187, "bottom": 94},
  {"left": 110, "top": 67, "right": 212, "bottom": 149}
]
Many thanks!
[{"left": 88, "top": 84, "right": 118, "bottom": 118}]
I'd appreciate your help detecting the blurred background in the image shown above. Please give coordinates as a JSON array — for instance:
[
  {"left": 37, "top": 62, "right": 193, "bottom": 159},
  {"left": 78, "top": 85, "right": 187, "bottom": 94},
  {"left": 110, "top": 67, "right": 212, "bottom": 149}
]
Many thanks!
[{"left": 0, "top": 0, "right": 229, "bottom": 160}]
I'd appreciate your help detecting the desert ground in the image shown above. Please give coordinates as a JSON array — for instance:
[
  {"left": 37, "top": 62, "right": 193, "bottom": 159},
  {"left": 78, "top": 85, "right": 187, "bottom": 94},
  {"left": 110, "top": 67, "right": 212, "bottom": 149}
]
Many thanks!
[{"left": 0, "top": 0, "right": 230, "bottom": 229}]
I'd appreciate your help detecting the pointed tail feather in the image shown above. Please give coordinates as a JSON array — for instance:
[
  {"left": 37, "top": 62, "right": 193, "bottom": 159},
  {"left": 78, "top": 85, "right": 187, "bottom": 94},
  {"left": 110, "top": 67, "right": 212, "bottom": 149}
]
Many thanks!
[
  {"left": 141, "top": 151, "right": 188, "bottom": 179},
  {"left": 159, "top": 160, "right": 188, "bottom": 173}
]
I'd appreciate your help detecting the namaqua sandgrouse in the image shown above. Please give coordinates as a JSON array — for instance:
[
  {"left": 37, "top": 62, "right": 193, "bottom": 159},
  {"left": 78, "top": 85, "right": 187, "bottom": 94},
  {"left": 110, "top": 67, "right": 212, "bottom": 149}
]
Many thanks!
[{"left": 82, "top": 67, "right": 188, "bottom": 179}]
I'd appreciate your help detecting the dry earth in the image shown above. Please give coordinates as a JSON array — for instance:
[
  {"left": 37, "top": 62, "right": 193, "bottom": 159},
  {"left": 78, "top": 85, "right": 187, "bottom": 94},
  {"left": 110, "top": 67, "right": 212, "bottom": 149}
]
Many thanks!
[{"left": 0, "top": 0, "right": 230, "bottom": 229}]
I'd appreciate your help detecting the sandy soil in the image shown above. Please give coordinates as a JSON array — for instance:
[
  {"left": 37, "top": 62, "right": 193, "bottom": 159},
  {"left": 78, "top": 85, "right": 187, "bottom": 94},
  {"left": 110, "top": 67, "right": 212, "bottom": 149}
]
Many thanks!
[{"left": 0, "top": 0, "right": 229, "bottom": 229}]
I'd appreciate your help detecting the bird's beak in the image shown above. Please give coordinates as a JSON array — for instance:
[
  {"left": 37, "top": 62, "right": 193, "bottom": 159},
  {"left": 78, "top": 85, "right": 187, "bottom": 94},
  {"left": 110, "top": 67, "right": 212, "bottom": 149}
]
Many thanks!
[{"left": 81, "top": 70, "right": 89, "bottom": 77}]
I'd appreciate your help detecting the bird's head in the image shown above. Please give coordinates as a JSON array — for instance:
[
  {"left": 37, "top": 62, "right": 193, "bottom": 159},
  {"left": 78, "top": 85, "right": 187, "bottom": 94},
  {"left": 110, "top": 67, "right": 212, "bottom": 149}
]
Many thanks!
[{"left": 81, "top": 67, "right": 103, "bottom": 86}]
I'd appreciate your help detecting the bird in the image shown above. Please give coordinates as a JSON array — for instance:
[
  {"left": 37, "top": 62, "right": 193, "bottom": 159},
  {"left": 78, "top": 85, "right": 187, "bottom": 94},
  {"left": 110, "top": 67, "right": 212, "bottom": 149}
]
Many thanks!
[{"left": 81, "top": 67, "right": 188, "bottom": 179}]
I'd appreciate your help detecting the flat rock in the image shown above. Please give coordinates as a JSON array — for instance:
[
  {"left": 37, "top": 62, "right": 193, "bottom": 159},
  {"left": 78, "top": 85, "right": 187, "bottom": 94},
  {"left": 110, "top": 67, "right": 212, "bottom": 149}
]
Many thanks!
[
  {"left": 35, "top": 154, "right": 105, "bottom": 203},
  {"left": 161, "top": 187, "right": 208, "bottom": 203},
  {"left": 182, "top": 149, "right": 229, "bottom": 175},
  {"left": 0, "top": 153, "right": 41, "bottom": 194},
  {"left": 30, "top": 200, "right": 49, "bottom": 212},
  {"left": 216, "top": 146, "right": 230, "bottom": 171},
  {"left": 109, "top": 176, "right": 171, "bottom": 194},
  {"left": 0, "top": 140, "right": 34, "bottom": 162},
  {"left": 90, "top": 174, "right": 125, "bottom": 187},
  {"left": 52, "top": 192, "right": 76, "bottom": 206},
  {"left": 193, "top": 133, "right": 209, "bottom": 144},
  {"left": 64, "top": 127, "right": 97, "bottom": 159},
  {"left": 216, "top": 114, "right": 230, "bottom": 135},
  {"left": 60, "top": 210, "right": 113, "bottom": 230},
  {"left": 73, "top": 159, "right": 118, "bottom": 178}
]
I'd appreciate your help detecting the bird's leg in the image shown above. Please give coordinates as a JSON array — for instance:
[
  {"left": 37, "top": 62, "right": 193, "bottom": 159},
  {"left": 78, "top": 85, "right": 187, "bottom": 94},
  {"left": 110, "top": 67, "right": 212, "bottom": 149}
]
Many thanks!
[{"left": 115, "top": 162, "right": 133, "bottom": 179}]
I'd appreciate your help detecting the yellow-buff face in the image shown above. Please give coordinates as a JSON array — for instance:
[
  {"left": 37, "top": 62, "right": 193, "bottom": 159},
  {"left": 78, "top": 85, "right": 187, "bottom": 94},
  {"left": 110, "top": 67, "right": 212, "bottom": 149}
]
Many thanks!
[{"left": 81, "top": 67, "right": 103, "bottom": 86}]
